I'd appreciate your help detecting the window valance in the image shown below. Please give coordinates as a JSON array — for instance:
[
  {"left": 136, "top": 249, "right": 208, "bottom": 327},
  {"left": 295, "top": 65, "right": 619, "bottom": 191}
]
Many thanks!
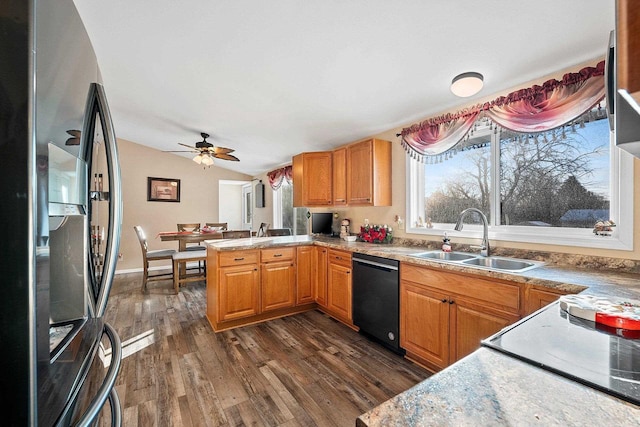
[
  {"left": 400, "top": 61, "right": 606, "bottom": 160},
  {"left": 266, "top": 165, "right": 293, "bottom": 190}
]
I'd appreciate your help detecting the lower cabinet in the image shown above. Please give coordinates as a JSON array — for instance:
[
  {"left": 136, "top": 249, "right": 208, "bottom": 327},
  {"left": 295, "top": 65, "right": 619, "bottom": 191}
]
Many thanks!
[
  {"left": 524, "top": 286, "right": 568, "bottom": 315},
  {"left": 313, "top": 246, "right": 328, "bottom": 307},
  {"left": 296, "top": 246, "right": 315, "bottom": 305},
  {"left": 216, "top": 251, "right": 260, "bottom": 323},
  {"left": 260, "top": 247, "right": 296, "bottom": 312},
  {"left": 326, "top": 249, "right": 353, "bottom": 323},
  {"left": 400, "top": 263, "right": 520, "bottom": 372}
]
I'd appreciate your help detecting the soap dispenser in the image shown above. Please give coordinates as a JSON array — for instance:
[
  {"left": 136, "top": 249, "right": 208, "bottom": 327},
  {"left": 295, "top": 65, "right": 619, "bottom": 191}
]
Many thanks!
[{"left": 442, "top": 232, "right": 452, "bottom": 252}]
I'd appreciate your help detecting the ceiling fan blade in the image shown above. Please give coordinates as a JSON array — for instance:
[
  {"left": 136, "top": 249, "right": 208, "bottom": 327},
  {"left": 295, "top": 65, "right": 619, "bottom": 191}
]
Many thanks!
[
  {"left": 209, "top": 146, "right": 234, "bottom": 154},
  {"left": 178, "top": 142, "right": 198, "bottom": 150},
  {"left": 163, "top": 150, "right": 198, "bottom": 153},
  {"left": 213, "top": 153, "right": 240, "bottom": 161}
]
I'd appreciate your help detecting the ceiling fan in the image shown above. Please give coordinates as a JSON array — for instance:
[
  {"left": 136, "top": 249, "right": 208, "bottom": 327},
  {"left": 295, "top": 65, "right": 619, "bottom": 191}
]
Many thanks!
[{"left": 164, "top": 132, "right": 240, "bottom": 166}]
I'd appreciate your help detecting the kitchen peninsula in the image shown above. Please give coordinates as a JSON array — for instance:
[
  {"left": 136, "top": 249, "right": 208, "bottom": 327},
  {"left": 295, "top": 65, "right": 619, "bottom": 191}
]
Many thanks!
[{"left": 204, "top": 236, "right": 640, "bottom": 424}]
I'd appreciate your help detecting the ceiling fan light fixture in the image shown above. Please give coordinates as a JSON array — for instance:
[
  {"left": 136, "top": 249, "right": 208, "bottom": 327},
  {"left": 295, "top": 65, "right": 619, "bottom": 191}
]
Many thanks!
[
  {"left": 193, "top": 154, "right": 203, "bottom": 164},
  {"left": 201, "top": 154, "right": 214, "bottom": 166},
  {"left": 451, "top": 71, "right": 484, "bottom": 97}
]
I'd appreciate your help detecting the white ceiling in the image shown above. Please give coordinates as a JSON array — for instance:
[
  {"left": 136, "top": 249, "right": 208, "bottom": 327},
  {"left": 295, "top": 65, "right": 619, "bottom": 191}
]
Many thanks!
[{"left": 73, "top": 0, "right": 614, "bottom": 176}]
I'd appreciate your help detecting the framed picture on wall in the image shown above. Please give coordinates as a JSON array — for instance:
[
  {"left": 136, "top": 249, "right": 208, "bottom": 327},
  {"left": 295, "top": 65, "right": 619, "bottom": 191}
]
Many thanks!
[{"left": 147, "top": 177, "right": 180, "bottom": 202}]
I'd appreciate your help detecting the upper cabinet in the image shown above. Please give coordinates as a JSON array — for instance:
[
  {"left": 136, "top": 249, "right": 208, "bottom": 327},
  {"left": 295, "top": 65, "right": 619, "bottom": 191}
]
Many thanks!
[
  {"left": 332, "top": 147, "right": 347, "bottom": 206},
  {"left": 614, "top": 0, "right": 640, "bottom": 155},
  {"left": 293, "top": 151, "right": 333, "bottom": 206},
  {"left": 292, "top": 139, "right": 391, "bottom": 207},
  {"left": 346, "top": 139, "right": 391, "bottom": 206}
]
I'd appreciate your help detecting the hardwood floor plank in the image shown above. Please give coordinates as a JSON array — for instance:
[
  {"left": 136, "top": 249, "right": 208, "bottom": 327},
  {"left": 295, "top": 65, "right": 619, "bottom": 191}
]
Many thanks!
[{"left": 102, "top": 273, "right": 429, "bottom": 426}]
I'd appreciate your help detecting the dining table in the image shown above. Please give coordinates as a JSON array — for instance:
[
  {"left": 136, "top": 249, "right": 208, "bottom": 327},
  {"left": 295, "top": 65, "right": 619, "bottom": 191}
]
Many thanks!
[{"left": 157, "top": 230, "right": 223, "bottom": 251}]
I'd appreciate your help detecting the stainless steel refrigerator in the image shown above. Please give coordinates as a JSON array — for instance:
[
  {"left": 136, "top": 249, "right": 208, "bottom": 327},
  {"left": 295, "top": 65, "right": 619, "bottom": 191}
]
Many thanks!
[{"left": 0, "top": 0, "right": 123, "bottom": 425}]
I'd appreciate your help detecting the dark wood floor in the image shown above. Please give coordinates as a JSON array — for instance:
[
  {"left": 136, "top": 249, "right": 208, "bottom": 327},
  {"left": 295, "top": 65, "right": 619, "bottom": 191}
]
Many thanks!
[{"left": 98, "top": 273, "right": 429, "bottom": 426}]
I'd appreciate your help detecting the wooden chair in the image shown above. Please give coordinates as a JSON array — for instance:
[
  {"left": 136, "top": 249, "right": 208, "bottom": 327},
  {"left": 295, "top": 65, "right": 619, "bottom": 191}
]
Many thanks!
[
  {"left": 257, "top": 222, "right": 269, "bottom": 237},
  {"left": 134, "top": 225, "right": 176, "bottom": 292},
  {"left": 205, "top": 222, "right": 228, "bottom": 231},
  {"left": 222, "top": 230, "right": 251, "bottom": 239},
  {"left": 177, "top": 223, "right": 206, "bottom": 251},
  {"left": 266, "top": 228, "right": 291, "bottom": 236},
  {"left": 177, "top": 223, "right": 206, "bottom": 272},
  {"left": 172, "top": 251, "right": 207, "bottom": 294}
]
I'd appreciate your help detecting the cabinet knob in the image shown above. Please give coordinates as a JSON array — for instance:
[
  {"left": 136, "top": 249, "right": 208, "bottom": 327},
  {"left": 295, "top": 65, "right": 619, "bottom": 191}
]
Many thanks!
[
  {"left": 449, "top": 300, "right": 455, "bottom": 305},
  {"left": 441, "top": 298, "right": 447, "bottom": 303}
]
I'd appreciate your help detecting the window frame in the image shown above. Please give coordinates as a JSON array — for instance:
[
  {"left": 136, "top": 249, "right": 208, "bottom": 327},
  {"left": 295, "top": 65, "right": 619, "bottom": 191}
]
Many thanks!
[{"left": 406, "top": 127, "right": 634, "bottom": 251}]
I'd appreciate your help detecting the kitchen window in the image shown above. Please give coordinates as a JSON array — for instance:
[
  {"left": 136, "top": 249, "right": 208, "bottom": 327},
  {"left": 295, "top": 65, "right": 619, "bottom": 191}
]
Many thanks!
[
  {"left": 273, "top": 180, "right": 308, "bottom": 235},
  {"left": 406, "top": 109, "right": 634, "bottom": 250}
]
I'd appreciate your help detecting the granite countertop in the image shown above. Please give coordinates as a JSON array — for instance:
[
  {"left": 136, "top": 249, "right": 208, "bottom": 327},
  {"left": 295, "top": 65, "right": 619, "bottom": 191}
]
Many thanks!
[
  {"left": 206, "top": 236, "right": 640, "bottom": 300},
  {"left": 208, "top": 235, "right": 640, "bottom": 424}
]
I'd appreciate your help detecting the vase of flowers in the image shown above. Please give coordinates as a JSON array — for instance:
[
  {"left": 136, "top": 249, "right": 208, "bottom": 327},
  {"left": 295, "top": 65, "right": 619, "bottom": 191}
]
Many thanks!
[{"left": 358, "top": 224, "right": 393, "bottom": 244}]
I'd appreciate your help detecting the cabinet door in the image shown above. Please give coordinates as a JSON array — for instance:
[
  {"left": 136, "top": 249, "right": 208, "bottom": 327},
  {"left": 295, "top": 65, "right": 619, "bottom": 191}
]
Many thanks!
[
  {"left": 450, "top": 299, "right": 516, "bottom": 362},
  {"left": 400, "top": 282, "right": 450, "bottom": 371},
  {"left": 296, "top": 246, "right": 314, "bottom": 305},
  {"left": 261, "top": 261, "right": 296, "bottom": 312},
  {"left": 313, "top": 247, "right": 328, "bottom": 306},
  {"left": 327, "top": 261, "right": 352, "bottom": 321},
  {"left": 525, "top": 287, "right": 565, "bottom": 316},
  {"left": 347, "top": 140, "right": 373, "bottom": 205},
  {"left": 332, "top": 147, "right": 347, "bottom": 206},
  {"left": 292, "top": 152, "right": 332, "bottom": 206},
  {"left": 218, "top": 264, "right": 259, "bottom": 322}
]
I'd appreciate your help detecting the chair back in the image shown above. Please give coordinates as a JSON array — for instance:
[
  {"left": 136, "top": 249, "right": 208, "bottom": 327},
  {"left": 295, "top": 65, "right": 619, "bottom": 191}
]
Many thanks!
[
  {"left": 177, "top": 223, "right": 201, "bottom": 232},
  {"left": 205, "top": 222, "right": 228, "bottom": 231},
  {"left": 266, "top": 228, "right": 292, "bottom": 236},
  {"left": 222, "top": 230, "right": 251, "bottom": 239},
  {"left": 134, "top": 225, "right": 149, "bottom": 257},
  {"left": 257, "top": 222, "right": 269, "bottom": 237}
]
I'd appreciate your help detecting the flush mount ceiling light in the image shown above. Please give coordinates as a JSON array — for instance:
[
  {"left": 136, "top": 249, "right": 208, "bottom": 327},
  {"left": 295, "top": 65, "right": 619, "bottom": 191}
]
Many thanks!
[{"left": 450, "top": 72, "right": 484, "bottom": 97}]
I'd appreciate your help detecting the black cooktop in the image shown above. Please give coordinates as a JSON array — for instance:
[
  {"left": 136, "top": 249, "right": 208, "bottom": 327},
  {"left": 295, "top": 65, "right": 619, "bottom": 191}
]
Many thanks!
[{"left": 482, "top": 301, "right": 640, "bottom": 406}]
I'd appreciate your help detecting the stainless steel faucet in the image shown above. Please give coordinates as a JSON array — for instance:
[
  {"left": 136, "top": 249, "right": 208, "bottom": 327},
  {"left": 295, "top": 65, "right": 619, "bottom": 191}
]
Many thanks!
[{"left": 454, "top": 208, "right": 490, "bottom": 257}]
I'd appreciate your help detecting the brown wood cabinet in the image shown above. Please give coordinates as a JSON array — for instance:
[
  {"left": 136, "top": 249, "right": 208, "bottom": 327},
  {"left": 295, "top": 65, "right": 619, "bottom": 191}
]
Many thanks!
[
  {"left": 296, "top": 246, "right": 314, "bottom": 305},
  {"left": 292, "top": 151, "right": 332, "bottom": 207},
  {"left": 215, "top": 250, "right": 260, "bottom": 323},
  {"left": 524, "top": 286, "right": 567, "bottom": 316},
  {"left": 346, "top": 139, "right": 391, "bottom": 206},
  {"left": 617, "top": 0, "right": 640, "bottom": 97},
  {"left": 332, "top": 147, "right": 347, "bottom": 206},
  {"left": 261, "top": 248, "right": 296, "bottom": 312},
  {"left": 400, "top": 263, "right": 520, "bottom": 372},
  {"left": 326, "top": 249, "right": 353, "bottom": 323},
  {"left": 313, "top": 246, "right": 328, "bottom": 307}
]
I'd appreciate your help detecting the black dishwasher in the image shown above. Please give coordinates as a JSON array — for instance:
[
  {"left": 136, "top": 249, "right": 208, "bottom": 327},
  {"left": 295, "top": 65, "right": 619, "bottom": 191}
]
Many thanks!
[{"left": 352, "top": 253, "right": 403, "bottom": 354}]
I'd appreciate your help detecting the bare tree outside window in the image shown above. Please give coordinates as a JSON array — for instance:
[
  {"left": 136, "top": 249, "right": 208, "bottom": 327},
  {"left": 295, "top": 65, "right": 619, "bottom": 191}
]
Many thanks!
[{"left": 423, "top": 110, "right": 609, "bottom": 229}]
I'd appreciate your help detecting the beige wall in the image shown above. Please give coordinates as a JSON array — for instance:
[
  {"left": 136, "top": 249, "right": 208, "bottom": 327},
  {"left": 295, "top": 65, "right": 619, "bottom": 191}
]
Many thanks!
[{"left": 117, "top": 138, "right": 251, "bottom": 271}]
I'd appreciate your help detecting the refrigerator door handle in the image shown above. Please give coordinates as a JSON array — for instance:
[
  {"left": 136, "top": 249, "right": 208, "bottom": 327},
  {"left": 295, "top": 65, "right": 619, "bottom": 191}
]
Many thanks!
[
  {"left": 73, "top": 322, "right": 122, "bottom": 427},
  {"left": 82, "top": 82, "right": 123, "bottom": 318}
]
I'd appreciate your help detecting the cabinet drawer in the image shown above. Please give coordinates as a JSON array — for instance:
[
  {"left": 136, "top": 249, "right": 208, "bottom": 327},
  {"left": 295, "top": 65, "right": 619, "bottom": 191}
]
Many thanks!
[
  {"left": 328, "top": 249, "right": 352, "bottom": 267},
  {"left": 218, "top": 250, "right": 259, "bottom": 267},
  {"left": 401, "top": 263, "right": 521, "bottom": 315},
  {"left": 261, "top": 247, "right": 295, "bottom": 263}
]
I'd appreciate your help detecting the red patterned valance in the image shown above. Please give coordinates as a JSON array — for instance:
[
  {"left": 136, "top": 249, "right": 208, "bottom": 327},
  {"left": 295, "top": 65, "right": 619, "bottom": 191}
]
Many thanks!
[
  {"left": 266, "top": 165, "right": 293, "bottom": 190},
  {"left": 400, "top": 61, "right": 606, "bottom": 159}
]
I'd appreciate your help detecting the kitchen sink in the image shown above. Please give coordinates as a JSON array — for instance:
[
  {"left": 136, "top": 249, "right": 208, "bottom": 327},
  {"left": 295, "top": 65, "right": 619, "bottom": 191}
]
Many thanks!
[
  {"left": 410, "top": 251, "right": 477, "bottom": 261},
  {"left": 409, "top": 250, "right": 542, "bottom": 273},
  {"left": 461, "top": 256, "right": 541, "bottom": 272}
]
